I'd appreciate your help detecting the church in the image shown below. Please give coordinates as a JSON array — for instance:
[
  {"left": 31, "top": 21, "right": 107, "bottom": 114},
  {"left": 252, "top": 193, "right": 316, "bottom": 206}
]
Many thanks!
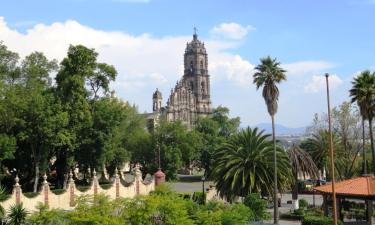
[{"left": 147, "top": 31, "right": 212, "bottom": 129}]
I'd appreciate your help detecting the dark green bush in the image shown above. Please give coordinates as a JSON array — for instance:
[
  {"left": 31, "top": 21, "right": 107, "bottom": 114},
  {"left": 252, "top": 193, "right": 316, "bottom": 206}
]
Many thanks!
[
  {"left": 302, "top": 216, "right": 343, "bottom": 225},
  {"left": 50, "top": 189, "right": 66, "bottom": 195},
  {"left": 178, "top": 192, "right": 192, "bottom": 200},
  {"left": 280, "top": 212, "right": 304, "bottom": 220},
  {"left": 299, "top": 198, "right": 309, "bottom": 209},
  {"left": 99, "top": 183, "right": 113, "bottom": 190},
  {"left": 76, "top": 185, "right": 90, "bottom": 192},
  {"left": 23, "top": 192, "right": 40, "bottom": 198},
  {"left": 192, "top": 191, "right": 205, "bottom": 205},
  {"left": 244, "top": 193, "right": 270, "bottom": 221}
]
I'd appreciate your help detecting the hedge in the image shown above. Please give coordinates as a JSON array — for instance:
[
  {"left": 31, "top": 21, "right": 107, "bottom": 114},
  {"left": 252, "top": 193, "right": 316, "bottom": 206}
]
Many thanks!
[{"left": 302, "top": 216, "right": 343, "bottom": 225}]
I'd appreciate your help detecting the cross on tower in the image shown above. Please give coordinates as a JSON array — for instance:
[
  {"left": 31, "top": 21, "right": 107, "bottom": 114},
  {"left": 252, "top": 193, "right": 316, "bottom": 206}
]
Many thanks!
[{"left": 194, "top": 27, "right": 198, "bottom": 35}]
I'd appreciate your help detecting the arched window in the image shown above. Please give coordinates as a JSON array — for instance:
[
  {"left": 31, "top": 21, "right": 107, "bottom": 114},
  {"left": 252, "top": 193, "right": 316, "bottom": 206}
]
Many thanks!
[
  {"left": 201, "top": 81, "right": 205, "bottom": 94},
  {"left": 190, "top": 81, "right": 194, "bottom": 91},
  {"left": 200, "top": 60, "right": 203, "bottom": 69}
]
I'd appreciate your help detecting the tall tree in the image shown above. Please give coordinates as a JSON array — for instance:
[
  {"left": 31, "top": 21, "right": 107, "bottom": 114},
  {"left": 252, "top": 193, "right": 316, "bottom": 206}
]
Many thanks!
[
  {"left": 18, "top": 52, "right": 59, "bottom": 192},
  {"left": 332, "top": 102, "right": 362, "bottom": 178},
  {"left": 195, "top": 106, "right": 240, "bottom": 176},
  {"left": 86, "top": 63, "right": 116, "bottom": 100},
  {"left": 349, "top": 70, "right": 375, "bottom": 173},
  {"left": 253, "top": 56, "right": 286, "bottom": 223},
  {"left": 211, "top": 127, "right": 292, "bottom": 201},
  {"left": 54, "top": 45, "right": 96, "bottom": 188},
  {"left": 0, "top": 134, "right": 16, "bottom": 186}
]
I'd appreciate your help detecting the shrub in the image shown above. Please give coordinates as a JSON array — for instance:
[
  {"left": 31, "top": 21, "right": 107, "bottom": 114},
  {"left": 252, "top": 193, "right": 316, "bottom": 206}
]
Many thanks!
[
  {"left": 299, "top": 198, "right": 308, "bottom": 209},
  {"left": 192, "top": 191, "right": 206, "bottom": 205},
  {"left": 99, "top": 183, "right": 113, "bottom": 190},
  {"left": 221, "top": 203, "right": 254, "bottom": 225},
  {"left": 150, "top": 183, "right": 176, "bottom": 197},
  {"left": 7, "top": 203, "right": 28, "bottom": 225},
  {"left": 244, "top": 193, "right": 270, "bottom": 221},
  {"left": 280, "top": 211, "right": 304, "bottom": 220},
  {"left": 302, "top": 216, "right": 343, "bottom": 225},
  {"left": 23, "top": 192, "right": 40, "bottom": 198},
  {"left": 50, "top": 189, "right": 66, "bottom": 195}
]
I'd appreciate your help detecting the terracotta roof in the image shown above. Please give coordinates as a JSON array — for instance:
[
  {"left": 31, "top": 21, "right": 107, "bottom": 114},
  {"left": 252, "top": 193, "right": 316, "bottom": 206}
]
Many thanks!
[{"left": 314, "top": 176, "right": 375, "bottom": 197}]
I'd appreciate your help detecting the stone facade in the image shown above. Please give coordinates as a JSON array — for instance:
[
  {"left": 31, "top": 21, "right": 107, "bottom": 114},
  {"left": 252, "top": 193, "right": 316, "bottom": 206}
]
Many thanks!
[{"left": 151, "top": 32, "right": 212, "bottom": 129}]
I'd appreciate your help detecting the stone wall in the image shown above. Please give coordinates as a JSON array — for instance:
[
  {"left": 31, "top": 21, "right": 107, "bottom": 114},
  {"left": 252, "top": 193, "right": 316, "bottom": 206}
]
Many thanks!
[{"left": 0, "top": 167, "right": 154, "bottom": 214}]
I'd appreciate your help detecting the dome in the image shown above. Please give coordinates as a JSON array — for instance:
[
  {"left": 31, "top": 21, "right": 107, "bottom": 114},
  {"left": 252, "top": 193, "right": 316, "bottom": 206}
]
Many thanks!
[{"left": 153, "top": 88, "right": 162, "bottom": 99}]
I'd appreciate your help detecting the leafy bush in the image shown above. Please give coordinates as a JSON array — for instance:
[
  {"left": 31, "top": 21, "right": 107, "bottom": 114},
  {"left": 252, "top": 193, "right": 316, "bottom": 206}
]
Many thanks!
[
  {"left": 192, "top": 191, "right": 206, "bottom": 205},
  {"left": 76, "top": 185, "right": 90, "bottom": 192},
  {"left": 50, "top": 189, "right": 66, "bottom": 195},
  {"left": 0, "top": 186, "right": 11, "bottom": 203},
  {"left": 302, "top": 216, "right": 343, "bottom": 225},
  {"left": 244, "top": 193, "right": 270, "bottom": 221},
  {"left": 99, "top": 183, "right": 113, "bottom": 190},
  {"left": 26, "top": 185, "right": 255, "bottom": 225},
  {"left": 299, "top": 198, "right": 309, "bottom": 209},
  {"left": 221, "top": 203, "right": 254, "bottom": 225},
  {"left": 280, "top": 211, "right": 304, "bottom": 220},
  {"left": 7, "top": 203, "right": 28, "bottom": 225}
]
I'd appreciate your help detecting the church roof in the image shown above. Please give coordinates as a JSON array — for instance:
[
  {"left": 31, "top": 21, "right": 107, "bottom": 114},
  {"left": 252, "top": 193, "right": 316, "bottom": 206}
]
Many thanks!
[
  {"left": 185, "top": 33, "right": 206, "bottom": 54},
  {"left": 153, "top": 88, "right": 162, "bottom": 99},
  {"left": 314, "top": 175, "right": 375, "bottom": 198}
]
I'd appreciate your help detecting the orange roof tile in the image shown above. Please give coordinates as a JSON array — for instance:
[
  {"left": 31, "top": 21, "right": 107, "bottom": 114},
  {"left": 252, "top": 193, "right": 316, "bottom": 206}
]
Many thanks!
[{"left": 314, "top": 176, "right": 375, "bottom": 197}]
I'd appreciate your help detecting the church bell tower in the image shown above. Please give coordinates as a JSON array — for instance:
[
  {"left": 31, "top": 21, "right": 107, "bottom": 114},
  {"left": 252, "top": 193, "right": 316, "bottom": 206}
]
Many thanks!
[{"left": 183, "top": 29, "right": 211, "bottom": 115}]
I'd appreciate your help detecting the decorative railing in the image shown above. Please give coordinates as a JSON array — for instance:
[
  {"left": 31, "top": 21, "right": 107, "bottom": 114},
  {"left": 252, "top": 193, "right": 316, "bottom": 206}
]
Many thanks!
[{"left": 0, "top": 167, "right": 155, "bottom": 213}]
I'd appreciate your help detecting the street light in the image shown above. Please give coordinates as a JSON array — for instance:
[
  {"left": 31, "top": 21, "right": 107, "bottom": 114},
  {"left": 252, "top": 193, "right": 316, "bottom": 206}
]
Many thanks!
[{"left": 201, "top": 176, "right": 205, "bottom": 204}]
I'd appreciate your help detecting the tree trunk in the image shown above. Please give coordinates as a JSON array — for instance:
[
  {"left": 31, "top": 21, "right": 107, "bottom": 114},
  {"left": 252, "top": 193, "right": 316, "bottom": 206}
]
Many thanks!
[
  {"left": 33, "top": 162, "right": 40, "bottom": 193},
  {"left": 362, "top": 118, "right": 367, "bottom": 174},
  {"left": 292, "top": 175, "right": 299, "bottom": 210},
  {"left": 368, "top": 118, "right": 375, "bottom": 173},
  {"left": 272, "top": 115, "right": 279, "bottom": 224},
  {"left": 32, "top": 145, "right": 40, "bottom": 193}
]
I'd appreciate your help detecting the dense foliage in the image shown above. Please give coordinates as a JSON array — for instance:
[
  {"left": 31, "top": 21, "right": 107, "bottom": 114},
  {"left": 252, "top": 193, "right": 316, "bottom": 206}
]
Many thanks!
[
  {"left": 0, "top": 43, "right": 147, "bottom": 191},
  {"left": 0, "top": 42, "right": 243, "bottom": 193},
  {"left": 302, "top": 101, "right": 367, "bottom": 179},
  {"left": 302, "top": 216, "right": 344, "bottom": 225},
  {"left": 24, "top": 184, "right": 257, "bottom": 225},
  {"left": 211, "top": 127, "right": 292, "bottom": 201}
]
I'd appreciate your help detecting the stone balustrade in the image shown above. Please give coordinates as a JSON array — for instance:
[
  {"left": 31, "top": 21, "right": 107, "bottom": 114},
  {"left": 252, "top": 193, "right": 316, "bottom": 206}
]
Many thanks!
[{"left": 0, "top": 166, "right": 155, "bottom": 214}]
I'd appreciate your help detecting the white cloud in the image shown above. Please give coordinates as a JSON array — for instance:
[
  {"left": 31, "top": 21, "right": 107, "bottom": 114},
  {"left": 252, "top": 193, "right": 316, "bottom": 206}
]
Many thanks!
[
  {"left": 283, "top": 61, "right": 335, "bottom": 76},
  {"left": 304, "top": 74, "right": 343, "bottom": 93},
  {"left": 0, "top": 17, "right": 253, "bottom": 110},
  {"left": 0, "top": 16, "right": 345, "bottom": 126},
  {"left": 210, "top": 23, "right": 255, "bottom": 40},
  {"left": 209, "top": 53, "right": 254, "bottom": 86}
]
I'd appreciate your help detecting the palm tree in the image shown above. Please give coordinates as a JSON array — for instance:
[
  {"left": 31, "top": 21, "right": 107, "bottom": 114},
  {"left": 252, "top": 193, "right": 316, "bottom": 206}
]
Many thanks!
[
  {"left": 301, "top": 130, "right": 342, "bottom": 180},
  {"left": 349, "top": 70, "right": 375, "bottom": 174},
  {"left": 253, "top": 56, "right": 286, "bottom": 224},
  {"left": 287, "top": 145, "right": 319, "bottom": 210},
  {"left": 210, "top": 127, "right": 292, "bottom": 202},
  {"left": 7, "top": 203, "right": 28, "bottom": 225}
]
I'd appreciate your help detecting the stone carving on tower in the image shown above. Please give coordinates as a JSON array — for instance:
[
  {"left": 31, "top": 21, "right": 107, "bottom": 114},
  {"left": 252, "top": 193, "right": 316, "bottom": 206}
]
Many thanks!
[{"left": 148, "top": 30, "right": 212, "bottom": 129}]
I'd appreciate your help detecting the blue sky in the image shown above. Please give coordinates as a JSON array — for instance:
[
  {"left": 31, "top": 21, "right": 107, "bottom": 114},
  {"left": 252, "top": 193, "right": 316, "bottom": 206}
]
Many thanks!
[{"left": 1, "top": 0, "right": 375, "bottom": 127}]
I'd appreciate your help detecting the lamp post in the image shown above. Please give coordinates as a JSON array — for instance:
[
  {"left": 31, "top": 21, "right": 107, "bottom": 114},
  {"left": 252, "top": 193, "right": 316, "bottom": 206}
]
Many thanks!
[
  {"left": 325, "top": 73, "right": 338, "bottom": 225},
  {"left": 202, "top": 176, "right": 206, "bottom": 204}
]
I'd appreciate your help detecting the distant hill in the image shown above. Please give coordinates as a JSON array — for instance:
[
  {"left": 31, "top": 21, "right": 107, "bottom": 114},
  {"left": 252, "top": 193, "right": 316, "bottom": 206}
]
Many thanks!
[{"left": 252, "top": 123, "right": 306, "bottom": 136}]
